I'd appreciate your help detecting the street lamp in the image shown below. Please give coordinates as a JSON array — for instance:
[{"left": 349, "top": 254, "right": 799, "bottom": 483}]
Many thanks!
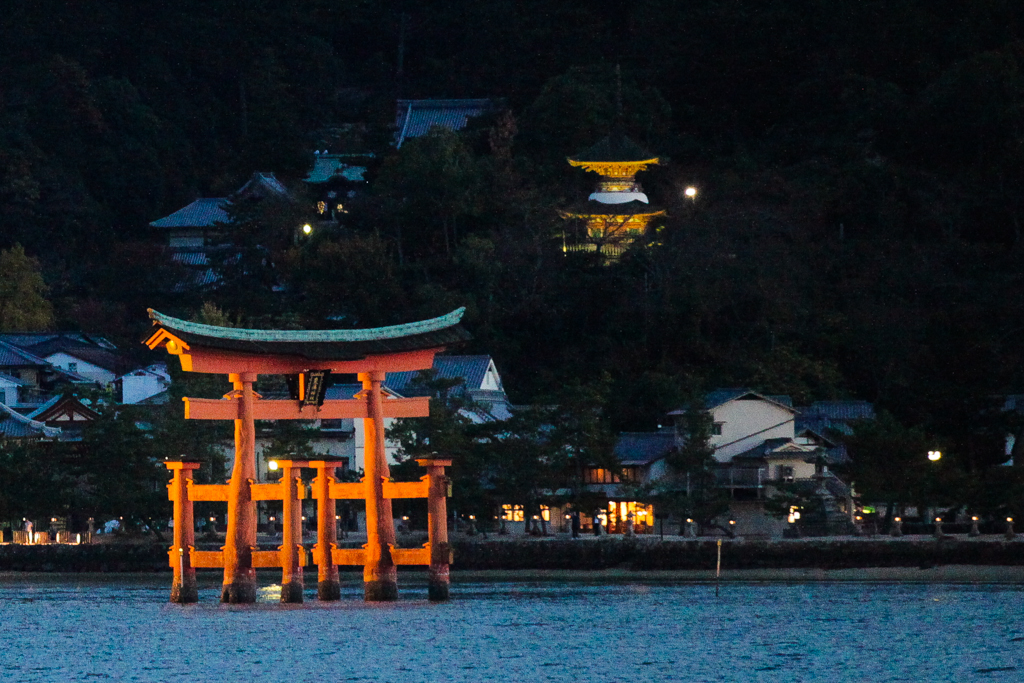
[
  {"left": 268, "top": 460, "right": 279, "bottom": 471},
  {"left": 302, "top": 224, "right": 312, "bottom": 236},
  {"left": 927, "top": 450, "right": 942, "bottom": 462},
  {"left": 684, "top": 186, "right": 697, "bottom": 199}
]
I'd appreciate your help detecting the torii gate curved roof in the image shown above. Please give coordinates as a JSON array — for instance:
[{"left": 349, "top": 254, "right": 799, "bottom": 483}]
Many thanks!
[{"left": 145, "top": 308, "right": 471, "bottom": 373}]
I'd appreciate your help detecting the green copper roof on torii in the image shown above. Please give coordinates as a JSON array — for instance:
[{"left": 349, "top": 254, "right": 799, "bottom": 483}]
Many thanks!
[{"left": 146, "top": 308, "right": 471, "bottom": 360}]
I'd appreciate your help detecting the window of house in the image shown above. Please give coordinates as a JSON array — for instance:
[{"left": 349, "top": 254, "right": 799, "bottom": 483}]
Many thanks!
[
  {"left": 712, "top": 422, "right": 724, "bottom": 436},
  {"left": 501, "top": 504, "right": 524, "bottom": 522},
  {"left": 778, "top": 465, "right": 795, "bottom": 482},
  {"left": 584, "top": 468, "right": 620, "bottom": 484}
]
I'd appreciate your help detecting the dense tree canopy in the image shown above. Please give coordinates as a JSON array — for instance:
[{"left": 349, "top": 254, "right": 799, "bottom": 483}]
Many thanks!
[{"left": 3, "top": 1, "right": 1024, "bottom": 503}]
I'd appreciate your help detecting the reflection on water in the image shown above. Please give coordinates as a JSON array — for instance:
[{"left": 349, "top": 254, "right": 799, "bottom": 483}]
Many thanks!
[{"left": 0, "top": 573, "right": 1022, "bottom": 682}]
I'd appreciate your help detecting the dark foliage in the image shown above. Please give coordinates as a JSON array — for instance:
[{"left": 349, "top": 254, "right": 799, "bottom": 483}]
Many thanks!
[{"left": 4, "top": 1, "right": 1024, "bottom": 512}]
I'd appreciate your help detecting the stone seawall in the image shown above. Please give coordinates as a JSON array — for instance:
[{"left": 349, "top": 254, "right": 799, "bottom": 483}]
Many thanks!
[
  {"left": 0, "top": 543, "right": 169, "bottom": 572},
  {"left": 451, "top": 538, "right": 1024, "bottom": 571},
  {"left": 2, "top": 538, "right": 1024, "bottom": 573}
]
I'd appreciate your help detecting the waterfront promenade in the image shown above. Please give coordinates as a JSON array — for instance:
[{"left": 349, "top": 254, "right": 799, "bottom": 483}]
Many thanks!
[{"left": 2, "top": 532, "right": 1024, "bottom": 577}]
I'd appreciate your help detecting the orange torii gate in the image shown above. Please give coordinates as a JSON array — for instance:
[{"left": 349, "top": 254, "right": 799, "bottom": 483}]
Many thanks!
[{"left": 146, "top": 308, "right": 469, "bottom": 604}]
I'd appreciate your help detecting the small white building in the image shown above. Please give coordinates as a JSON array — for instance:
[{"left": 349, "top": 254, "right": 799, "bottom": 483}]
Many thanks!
[
  {"left": 0, "top": 372, "right": 26, "bottom": 406},
  {"left": 117, "top": 363, "right": 171, "bottom": 405}
]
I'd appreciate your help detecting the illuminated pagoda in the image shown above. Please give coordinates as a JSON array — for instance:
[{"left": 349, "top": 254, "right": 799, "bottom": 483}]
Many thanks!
[{"left": 561, "top": 134, "right": 665, "bottom": 259}]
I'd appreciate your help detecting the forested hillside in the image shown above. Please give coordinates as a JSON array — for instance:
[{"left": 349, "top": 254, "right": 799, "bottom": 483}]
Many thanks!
[{"left": 3, "top": 0, "right": 1024, "bottom": 459}]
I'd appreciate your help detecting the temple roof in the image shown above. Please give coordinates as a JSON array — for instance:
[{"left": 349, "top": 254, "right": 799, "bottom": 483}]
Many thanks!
[
  {"left": 569, "top": 134, "right": 657, "bottom": 164},
  {"left": 146, "top": 308, "right": 471, "bottom": 361},
  {"left": 149, "top": 198, "right": 229, "bottom": 229},
  {"left": 150, "top": 173, "right": 290, "bottom": 229},
  {"left": 0, "top": 400, "right": 62, "bottom": 439},
  {"left": 395, "top": 99, "right": 495, "bottom": 148},
  {"left": 304, "top": 154, "right": 370, "bottom": 184}
]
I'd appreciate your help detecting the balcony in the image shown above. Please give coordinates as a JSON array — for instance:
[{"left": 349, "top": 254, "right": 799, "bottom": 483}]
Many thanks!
[{"left": 713, "top": 467, "right": 767, "bottom": 488}]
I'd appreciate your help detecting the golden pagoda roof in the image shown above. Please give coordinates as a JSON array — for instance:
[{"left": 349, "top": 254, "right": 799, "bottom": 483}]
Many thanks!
[
  {"left": 568, "top": 134, "right": 660, "bottom": 174},
  {"left": 560, "top": 200, "right": 666, "bottom": 220}
]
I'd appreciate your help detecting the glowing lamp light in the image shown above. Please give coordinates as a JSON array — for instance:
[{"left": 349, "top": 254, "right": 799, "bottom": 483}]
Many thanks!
[
  {"left": 302, "top": 224, "right": 312, "bottom": 235},
  {"left": 403, "top": 516, "right": 411, "bottom": 521},
  {"left": 336, "top": 515, "right": 340, "bottom": 520},
  {"left": 565, "top": 514, "right": 572, "bottom": 520},
  {"left": 302, "top": 516, "right": 307, "bottom": 521},
  {"left": 934, "top": 517, "right": 941, "bottom": 523},
  {"left": 928, "top": 450, "right": 942, "bottom": 462},
  {"left": 209, "top": 517, "right": 216, "bottom": 522},
  {"left": 686, "top": 518, "right": 694, "bottom": 524},
  {"left": 972, "top": 516, "right": 979, "bottom": 521},
  {"left": 268, "top": 460, "right": 279, "bottom": 471},
  {"left": 894, "top": 517, "right": 902, "bottom": 523},
  {"left": 269, "top": 516, "right": 276, "bottom": 522},
  {"left": 1008, "top": 517, "right": 1014, "bottom": 523},
  {"left": 729, "top": 520, "right": 736, "bottom": 526},
  {"left": 684, "top": 186, "right": 697, "bottom": 199}
]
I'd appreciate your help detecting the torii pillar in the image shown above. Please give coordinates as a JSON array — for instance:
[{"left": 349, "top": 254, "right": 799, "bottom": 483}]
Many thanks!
[
  {"left": 166, "top": 461, "right": 200, "bottom": 603},
  {"left": 362, "top": 370, "right": 397, "bottom": 601},
  {"left": 223, "top": 372, "right": 258, "bottom": 603}
]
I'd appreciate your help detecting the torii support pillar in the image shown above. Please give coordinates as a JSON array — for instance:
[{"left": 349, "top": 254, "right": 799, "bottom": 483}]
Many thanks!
[
  {"left": 222, "top": 372, "right": 258, "bottom": 604},
  {"left": 417, "top": 458, "right": 452, "bottom": 601},
  {"left": 277, "top": 460, "right": 307, "bottom": 603},
  {"left": 311, "top": 460, "right": 341, "bottom": 601},
  {"left": 166, "top": 462, "right": 200, "bottom": 604},
  {"left": 362, "top": 370, "right": 398, "bottom": 601}
]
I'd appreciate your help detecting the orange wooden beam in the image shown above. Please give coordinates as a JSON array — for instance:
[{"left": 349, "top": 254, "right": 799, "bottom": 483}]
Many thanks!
[
  {"left": 187, "top": 483, "right": 229, "bottom": 502},
  {"left": 332, "top": 548, "right": 366, "bottom": 566},
  {"left": 167, "top": 346, "right": 439, "bottom": 376},
  {"left": 190, "top": 549, "right": 224, "bottom": 568},
  {"left": 383, "top": 478, "right": 429, "bottom": 499},
  {"left": 329, "top": 546, "right": 430, "bottom": 566},
  {"left": 328, "top": 481, "right": 366, "bottom": 500},
  {"left": 392, "top": 546, "right": 431, "bottom": 566},
  {"left": 183, "top": 396, "right": 430, "bottom": 421},
  {"left": 250, "top": 482, "right": 308, "bottom": 501}
]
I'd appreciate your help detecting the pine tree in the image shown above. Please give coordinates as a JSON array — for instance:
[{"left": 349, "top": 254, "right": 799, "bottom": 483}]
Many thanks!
[{"left": 0, "top": 244, "right": 53, "bottom": 331}]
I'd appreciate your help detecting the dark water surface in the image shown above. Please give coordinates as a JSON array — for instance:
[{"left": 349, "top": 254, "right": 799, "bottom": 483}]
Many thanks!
[{"left": 1, "top": 574, "right": 1022, "bottom": 682}]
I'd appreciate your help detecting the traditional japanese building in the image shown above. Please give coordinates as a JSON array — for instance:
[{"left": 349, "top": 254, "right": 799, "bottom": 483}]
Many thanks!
[{"left": 561, "top": 134, "right": 665, "bottom": 259}]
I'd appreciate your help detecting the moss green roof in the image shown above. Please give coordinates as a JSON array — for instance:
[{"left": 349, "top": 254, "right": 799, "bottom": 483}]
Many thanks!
[{"left": 147, "top": 308, "right": 471, "bottom": 360}]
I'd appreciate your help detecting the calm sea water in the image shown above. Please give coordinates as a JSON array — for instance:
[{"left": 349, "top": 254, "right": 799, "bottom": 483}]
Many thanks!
[{"left": 0, "top": 573, "right": 1022, "bottom": 682}]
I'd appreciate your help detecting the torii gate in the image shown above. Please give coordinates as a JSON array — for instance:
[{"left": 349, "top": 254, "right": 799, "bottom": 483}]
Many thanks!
[{"left": 146, "top": 307, "right": 469, "bottom": 604}]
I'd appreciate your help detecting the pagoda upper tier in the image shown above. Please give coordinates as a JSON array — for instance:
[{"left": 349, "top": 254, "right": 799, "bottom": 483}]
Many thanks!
[{"left": 568, "top": 134, "right": 660, "bottom": 202}]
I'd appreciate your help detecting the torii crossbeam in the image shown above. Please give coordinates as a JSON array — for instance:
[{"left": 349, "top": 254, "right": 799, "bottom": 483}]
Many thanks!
[{"left": 145, "top": 308, "right": 469, "bottom": 604}]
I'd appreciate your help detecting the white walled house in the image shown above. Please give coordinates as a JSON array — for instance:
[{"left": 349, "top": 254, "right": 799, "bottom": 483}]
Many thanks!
[
  {"left": 117, "top": 363, "right": 171, "bottom": 405},
  {"left": 678, "top": 390, "right": 798, "bottom": 462},
  {"left": 0, "top": 373, "right": 25, "bottom": 406},
  {"left": 43, "top": 351, "right": 119, "bottom": 386}
]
